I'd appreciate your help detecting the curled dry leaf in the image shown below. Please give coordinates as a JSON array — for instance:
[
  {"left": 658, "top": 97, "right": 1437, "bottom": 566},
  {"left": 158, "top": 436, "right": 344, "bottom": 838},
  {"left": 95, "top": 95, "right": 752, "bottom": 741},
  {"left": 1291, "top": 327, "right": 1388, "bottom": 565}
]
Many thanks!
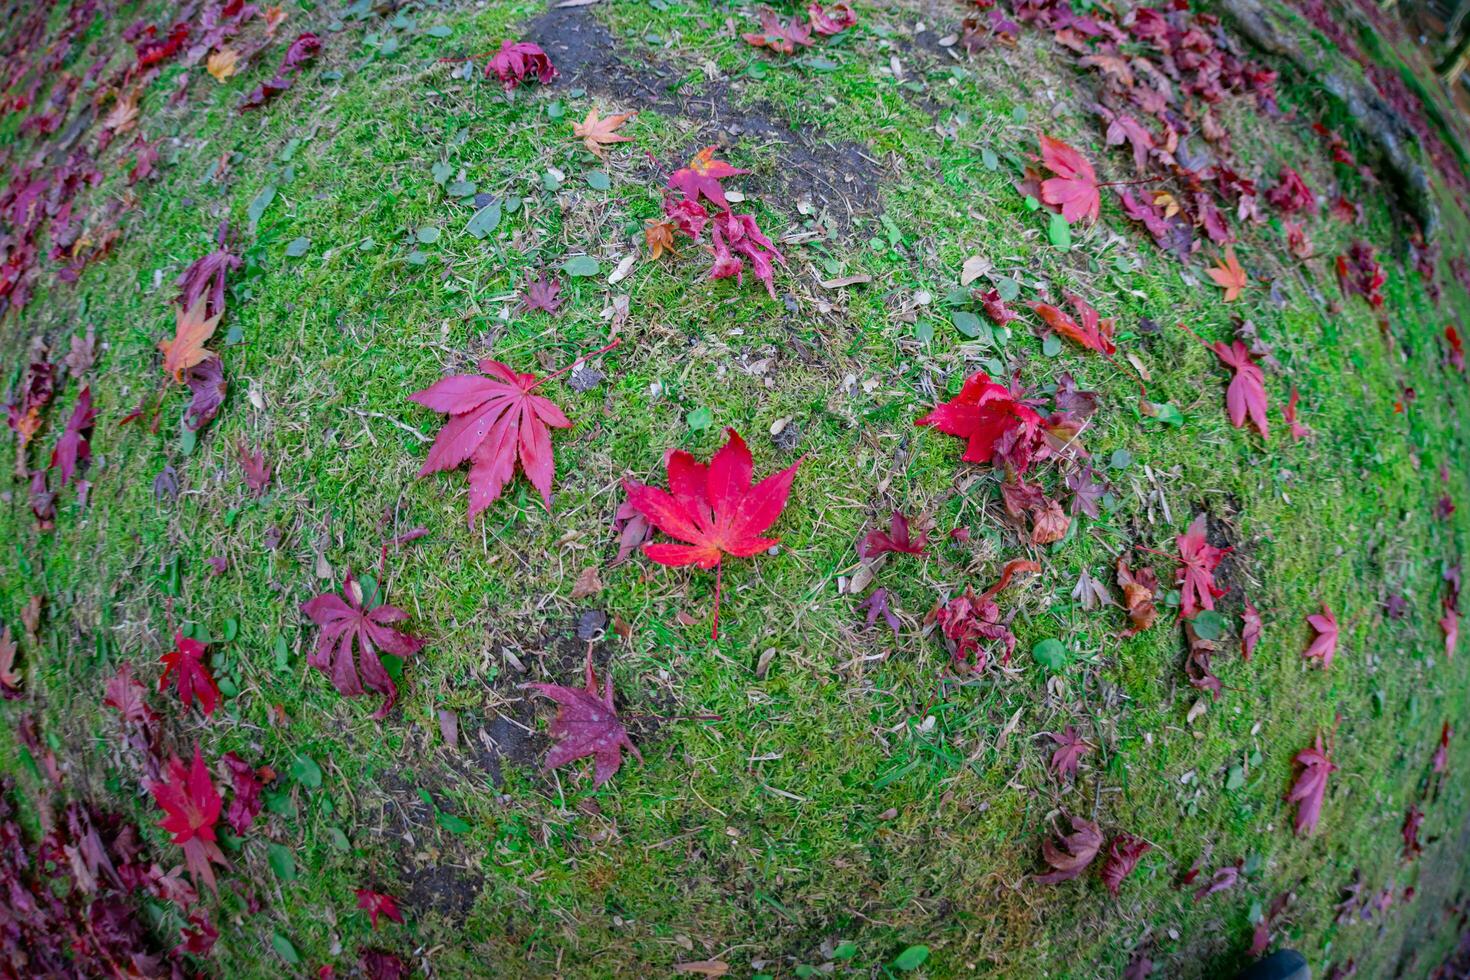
[{"left": 1035, "top": 814, "right": 1103, "bottom": 884}]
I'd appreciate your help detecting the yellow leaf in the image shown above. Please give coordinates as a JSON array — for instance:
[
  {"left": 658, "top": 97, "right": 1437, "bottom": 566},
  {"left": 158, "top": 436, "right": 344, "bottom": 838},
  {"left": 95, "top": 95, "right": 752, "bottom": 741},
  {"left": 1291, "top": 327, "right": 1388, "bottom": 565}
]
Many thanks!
[
  {"left": 207, "top": 47, "right": 240, "bottom": 82},
  {"left": 572, "top": 108, "right": 636, "bottom": 157}
]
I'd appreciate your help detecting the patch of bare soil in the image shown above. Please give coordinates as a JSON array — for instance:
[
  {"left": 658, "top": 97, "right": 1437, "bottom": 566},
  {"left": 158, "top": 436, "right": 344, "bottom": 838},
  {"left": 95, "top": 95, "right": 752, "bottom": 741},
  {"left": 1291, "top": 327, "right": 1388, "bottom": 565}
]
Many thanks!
[{"left": 524, "top": 2, "right": 883, "bottom": 228}]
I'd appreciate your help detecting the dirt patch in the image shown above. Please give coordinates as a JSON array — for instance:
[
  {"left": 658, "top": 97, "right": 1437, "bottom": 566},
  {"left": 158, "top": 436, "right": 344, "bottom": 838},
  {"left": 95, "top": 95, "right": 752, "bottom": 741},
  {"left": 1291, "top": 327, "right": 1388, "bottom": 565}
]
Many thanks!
[
  {"left": 400, "top": 862, "right": 485, "bottom": 925},
  {"left": 523, "top": 2, "right": 883, "bottom": 229}
]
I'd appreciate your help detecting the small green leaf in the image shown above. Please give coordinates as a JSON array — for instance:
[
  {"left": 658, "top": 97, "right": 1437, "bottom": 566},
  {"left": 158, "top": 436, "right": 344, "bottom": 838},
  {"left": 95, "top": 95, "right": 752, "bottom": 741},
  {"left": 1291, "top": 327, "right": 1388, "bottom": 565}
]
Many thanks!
[
  {"left": 446, "top": 179, "right": 476, "bottom": 197},
  {"left": 266, "top": 842, "right": 297, "bottom": 882},
  {"left": 562, "top": 255, "right": 600, "bottom": 277},
  {"left": 381, "top": 653, "right": 404, "bottom": 684},
  {"left": 1191, "top": 610, "right": 1226, "bottom": 641},
  {"left": 327, "top": 826, "right": 351, "bottom": 851},
  {"left": 951, "top": 311, "right": 984, "bottom": 339},
  {"left": 1225, "top": 765, "right": 1246, "bottom": 791},
  {"left": 416, "top": 225, "right": 441, "bottom": 244},
  {"left": 285, "top": 237, "right": 310, "bottom": 257},
  {"left": 466, "top": 200, "right": 502, "bottom": 239},
  {"left": 586, "top": 170, "right": 611, "bottom": 191},
  {"left": 1010, "top": 105, "right": 1028, "bottom": 123},
  {"left": 424, "top": 24, "right": 452, "bottom": 37},
  {"left": 1023, "top": 195, "right": 1040, "bottom": 211},
  {"left": 437, "top": 810, "right": 472, "bottom": 834},
  {"left": 406, "top": 250, "right": 428, "bottom": 266},
  {"left": 221, "top": 618, "right": 239, "bottom": 642},
  {"left": 1042, "top": 334, "right": 1063, "bottom": 357},
  {"left": 247, "top": 184, "right": 276, "bottom": 232},
  {"left": 1047, "top": 212, "right": 1072, "bottom": 251},
  {"left": 291, "top": 755, "right": 323, "bottom": 789},
  {"left": 1148, "top": 402, "right": 1184, "bottom": 427},
  {"left": 686, "top": 406, "right": 713, "bottom": 432},
  {"left": 914, "top": 319, "right": 934, "bottom": 344},
  {"left": 431, "top": 161, "right": 453, "bottom": 185},
  {"left": 1031, "top": 638, "right": 1069, "bottom": 671},
  {"left": 1109, "top": 448, "right": 1133, "bottom": 470},
  {"left": 994, "top": 276, "right": 1020, "bottom": 301},
  {"left": 981, "top": 147, "right": 999, "bottom": 171},
  {"left": 271, "top": 932, "right": 301, "bottom": 965},
  {"left": 833, "top": 942, "right": 859, "bottom": 961},
  {"left": 894, "top": 945, "right": 931, "bottom": 971}
]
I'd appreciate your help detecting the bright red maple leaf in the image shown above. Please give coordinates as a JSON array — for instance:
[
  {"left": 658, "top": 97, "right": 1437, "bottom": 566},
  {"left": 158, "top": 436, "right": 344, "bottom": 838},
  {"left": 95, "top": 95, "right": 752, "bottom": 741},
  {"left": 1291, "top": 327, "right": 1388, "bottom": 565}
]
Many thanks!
[
  {"left": 1035, "top": 813, "right": 1103, "bottom": 884},
  {"left": 529, "top": 656, "right": 643, "bottom": 787},
  {"left": 158, "top": 632, "right": 220, "bottom": 718},
  {"left": 1028, "top": 293, "right": 1116, "bottom": 355},
  {"left": 49, "top": 387, "right": 95, "bottom": 485},
  {"left": 1287, "top": 733, "right": 1336, "bottom": 835},
  {"left": 1446, "top": 326, "right": 1466, "bottom": 373},
  {"left": 486, "top": 40, "right": 556, "bottom": 90},
  {"left": 1304, "top": 603, "right": 1339, "bottom": 668},
  {"left": 1175, "top": 515, "right": 1230, "bottom": 619},
  {"left": 860, "top": 511, "right": 927, "bottom": 557},
  {"left": 1039, "top": 135, "right": 1100, "bottom": 224},
  {"left": 410, "top": 359, "right": 573, "bottom": 523},
  {"left": 667, "top": 146, "right": 750, "bottom": 210},
  {"left": 149, "top": 744, "right": 227, "bottom": 892},
  {"left": 1047, "top": 725, "right": 1091, "bottom": 779},
  {"left": 1242, "top": 599, "right": 1262, "bottom": 660},
  {"left": 915, "top": 371, "right": 1045, "bottom": 469},
  {"left": 356, "top": 888, "right": 405, "bottom": 929},
  {"left": 1207, "top": 339, "right": 1269, "bottom": 438},
  {"left": 1099, "top": 833, "right": 1152, "bottom": 897},
  {"left": 625, "top": 428, "right": 800, "bottom": 637},
  {"left": 301, "top": 572, "right": 424, "bottom": 718}
]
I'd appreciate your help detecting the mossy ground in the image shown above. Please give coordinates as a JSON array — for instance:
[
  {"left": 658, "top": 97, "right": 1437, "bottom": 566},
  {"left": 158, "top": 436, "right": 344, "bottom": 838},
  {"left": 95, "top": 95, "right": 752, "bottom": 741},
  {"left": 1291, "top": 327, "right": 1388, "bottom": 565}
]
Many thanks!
[{"left": 2, "top": 0, "right": 1469, "bottom": 977}]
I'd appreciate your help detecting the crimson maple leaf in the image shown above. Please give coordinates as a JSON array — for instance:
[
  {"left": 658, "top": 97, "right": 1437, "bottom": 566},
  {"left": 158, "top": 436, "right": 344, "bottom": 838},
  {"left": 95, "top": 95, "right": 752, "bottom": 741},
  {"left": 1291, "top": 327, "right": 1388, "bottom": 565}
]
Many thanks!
[
  {"left": 174, "top": 222, "right": 241, "bottom": 319},
  {"left": 237, "top": 440, "right": 272, "bottom": 496},
  {"left": 915, "top": 371, "right": 1045, "bottom": 467},
  {"left": 1039, "top": 135, "right": 1100, "bottom": 224},
  {"left": 221, "top": 752, "right": 272, "bottom": 835},
  {"left": 520, "top": 273, "right": 562, "bottom": 314},
  {"left": 1242, "top": 599, "right": 1263, "bottom": 660},
  {"left": 1287, "top": 733, "right": 1336, "bottom": 835},
  {"left": 301, "top": 572, "right": 424, "bottom": 718},
  {"left": 667, "top": 146, "right": 750, "bottom": 210},
  {"left": 1446, "top": 326, "right": 1465, "bottom": 373},
  {"left": 860, "top": 511, "right": 927, "bottom": 557},
  {"left": 149, "top": 744, "right": 227, "bottom": 892},
  {"left": 1206, "top": 339, "right": 1269, "bottom": 438},
  {"left": 1047, "top": 725, "right": 1091, "bottom": 779},
  {"left": 49, "top": 387, "right": 95, "bottom": 485},
  {"left": 485, "top": 40, "right": 556, "bottom": 90},
  {"left": 356, "top": 888, "right": 406, "bottom": 929},
  {"left": 1175, "top": 515, "right": 1230, "bottom": 619},
  {"left": 1402, "top": 805, "right": 1424, "bottom": 859},
  {"left": 1035, "top": 813, "right": 1103, "bottom": 884},
  {"left": 1099, "top": 833, "right": 1152, "bottom": 897},
  {"left": 976, "top": 288, "right": 1021, "bottom": 326},
  {"left": 528, "top": 656, "right": 643, "bottom": 787},
  {"left": 158, "top": 632, "right": 220, "bottom": 717},
  {"left": 625, "top": 428, "right": 801, "bottom": 637},
  {"left": 410, "top": 359, "right": 573, "bottom": 523},
  {"left": 1304, "top": 603, "right": 1339, "bottom": 667},
  {"left": 1028, "top": 293, "right": 1116, "bottom": 355}
]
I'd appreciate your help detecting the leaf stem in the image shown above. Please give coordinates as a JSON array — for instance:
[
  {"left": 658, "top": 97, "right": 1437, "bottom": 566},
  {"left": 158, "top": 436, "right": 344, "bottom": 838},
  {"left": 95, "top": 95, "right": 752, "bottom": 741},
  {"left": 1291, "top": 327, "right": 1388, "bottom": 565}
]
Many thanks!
[
  {"left": 527, "top": 338, "right": 623, "bottom": 392},
  {"left": 711, "top": 560, "right": 723, "bottom": 640}
]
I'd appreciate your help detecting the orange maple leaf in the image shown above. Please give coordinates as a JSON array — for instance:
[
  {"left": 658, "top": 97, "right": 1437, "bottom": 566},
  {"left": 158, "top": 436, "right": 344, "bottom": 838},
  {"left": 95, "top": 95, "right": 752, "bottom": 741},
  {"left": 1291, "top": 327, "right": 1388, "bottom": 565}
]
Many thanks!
[
  {"left": 644, "top": 218, "right": 677, "bottom": 260},
  {"left": 159, "top": 295, "right": 223, "bottom": 382},
  {"left": 207, "top": 47, "right": 240, "bottom": 82},
  {"left": 572, "top": 108, "right": 636, "bottom": 157},
  {"left": 1207, "top": 246, "right": 1248, "bottom": 303}
]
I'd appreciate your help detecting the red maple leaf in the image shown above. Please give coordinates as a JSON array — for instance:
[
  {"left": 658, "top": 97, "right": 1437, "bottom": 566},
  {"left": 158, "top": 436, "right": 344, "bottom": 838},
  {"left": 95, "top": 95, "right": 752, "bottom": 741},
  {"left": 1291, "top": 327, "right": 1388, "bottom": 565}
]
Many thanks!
[
  {"left": 915, "top": 371, "right": 1045, "bottom": 469},
  {"left": 528, "top": 656, "right": 643, "bottom": 787},
  {"left": 976, "top": 288, "right": 1021, "bottom": 325},
  {"left": 149, "top": 744, "right": 227, "bottom": 892},
  {"left": 1099, "top": 833, "right": 1152, "bottom": 897},
  {"left": 1287, "top": 734, "right": 1336, "bottom": 835},
  {"left": 742, "top": 6, "right": 814, "bottom": 54},
  {"left": 174, "top": 222, "right": 241, "bottom": 319},
  {"left": 1284, "top": 386, "right": 1308, "bottom": 440},
  {"left": 237, "top": 440, "right": 272, "bottom": 497},
  {"left": 807, "top": 2, "right": 857, "bottom": 35},
  {"left": 48, "top": 387, "right": 95, "bottom": 485},
  {"left": 1047, "top": 725, "right": 1091, "bottom": 779},
  {"left": 1265, "top": 166, "right": 1315, "bottom": 215},
  {"left": 1035, "top": 813, "right": 1103, "bottom": 884},
  {"left": 625, "top": 428, "right": 800, "bottom": 637},
  {"left": 667, "top": 146, "right": 750, "bottom": 210},
  {"left": 1304, "top": 603, "right": 1339, "bottom": 668},
  {"left": 860, "top": 511, "right": 928, "bottom": 557},
  {"left": 1242, "top": 599, "right": 1263, "bottom": 660},
  {"left": 158, "top": 632, "right": 220, "bottom": 718},
  {"left": 1402, "top": 805, "right": 1424, "bottom": 860},
  {"left": 1447, "top": 326, "right": 1466, "bottom": 373},
  {"left": 104, "top": 661, "right": 157, "bottom": 725},
  {"left": 1207, "top": 340, "right": 1268, "bottom": 438},
  {"left": 301, "top": 572, "right": 424, "bottom": 718},
  {"left": 356, "top": 889, "right": 406, "bottom": 929},
  {"left": 410, "top": 359, "right": 573, "bottom": 523},
  {"left": 1175, "top": 515, "right": 1230, "bottom": 619},
  {"left": 1028, "top": 293, "right": 1116, "bottom": 355},
  {"left": 486, "top": 40, "right": 556, "bottom": 90},
  {"left": 1441, "top": 602, "right": 1459, "bottom": 660},
  {"left": 520, "top": 272, "right": 562, "bottom": 314},
  {"left": 1038, "top": 135, "right": 1100, "bottom": 224},
  {"left": 933, "top": 559, "right": 1040, "bottom": 670},
  {"left": 708, "top": 209, "right": 786, "bottom": 298},
  {"left": 1432, "top": 721, "right": 1451, "bottom": 774},
  {"left": 222, "top": 752, "right": 272, "bottom": 836}
]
